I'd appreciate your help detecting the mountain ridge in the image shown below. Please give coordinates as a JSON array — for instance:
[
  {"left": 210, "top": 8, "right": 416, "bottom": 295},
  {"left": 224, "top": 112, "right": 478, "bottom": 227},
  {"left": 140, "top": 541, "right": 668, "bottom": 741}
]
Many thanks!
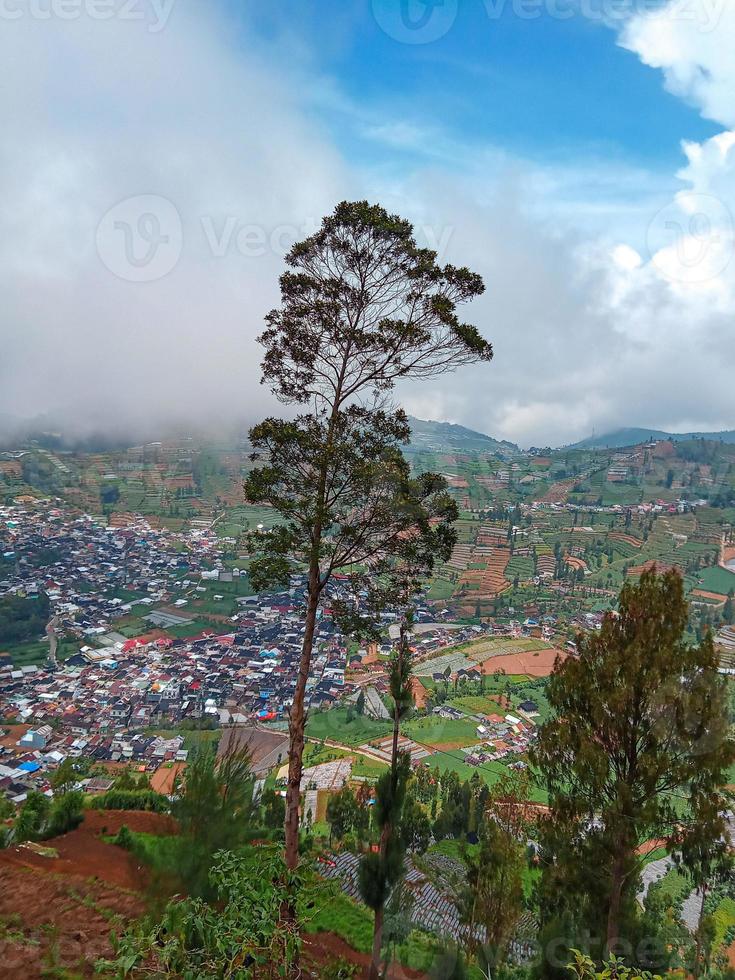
[
  {"left": 569, "top": 427, "right": 735, "bottom": 450},
  {"left": 406, "top": 416, "right": 519, "bottom": 454}
]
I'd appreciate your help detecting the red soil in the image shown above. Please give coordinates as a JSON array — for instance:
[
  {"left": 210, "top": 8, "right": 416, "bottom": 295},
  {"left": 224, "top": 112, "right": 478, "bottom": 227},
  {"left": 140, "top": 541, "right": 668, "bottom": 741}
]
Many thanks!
[
  {"left": 0, "top": 809, "right": 175, "bottom": 890},
  {"left": 0, "top": 810, "right": 174, "bottom": 978},
  {"left": 609, "top": 532, "right": 643, "bottom": 548},
  {"left": 150, "top": 762, "right": 186, "bottom": 795},
  {"left": 691, "top": 588, "right": 728, "bottom": 602},
  {"left": 411, "top": 676, "right": 429, "bottom": 709},
  {"left": 0, "top": 810, "right": 423, "bottom": 979},
  {"left": 479, "top": 648, "right": 567, "bottom": 678}
]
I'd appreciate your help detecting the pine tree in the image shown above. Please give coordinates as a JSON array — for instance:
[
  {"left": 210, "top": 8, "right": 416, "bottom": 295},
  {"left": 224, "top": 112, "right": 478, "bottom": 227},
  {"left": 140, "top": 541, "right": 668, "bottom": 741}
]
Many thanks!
[
  {"left": 532, "top": 568, "right": 735, "bottom": 960},
  {"left": 360, "top": 616, "right": 416, "bottom": 979}
]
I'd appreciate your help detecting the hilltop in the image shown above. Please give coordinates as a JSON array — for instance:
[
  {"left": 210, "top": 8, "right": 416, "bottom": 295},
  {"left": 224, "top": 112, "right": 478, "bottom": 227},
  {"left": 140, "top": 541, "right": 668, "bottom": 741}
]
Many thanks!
[
  {"left": 407, "top": 416, "right": 519, "bottom": 455},
  {"left": 570, "top": 427, "right": 735, "bottom": 450}
]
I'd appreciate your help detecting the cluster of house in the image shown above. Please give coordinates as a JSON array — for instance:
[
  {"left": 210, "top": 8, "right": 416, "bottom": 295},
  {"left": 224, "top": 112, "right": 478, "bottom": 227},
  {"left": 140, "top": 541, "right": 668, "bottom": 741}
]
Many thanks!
[
  {"left": 434, "top": 699, "right": 539, "bottom": 764},
  {"left": 0, "top": 502, "right": 375, "bottom": 806},
  {"left": 0, "top": 721, "right": 190, "bottom": 804},
  {"left": 0, "top": 502, "right": 225, "bottom": 654},
  {"left": 0, "top": 586, "right": 357, "bottom": 794}
]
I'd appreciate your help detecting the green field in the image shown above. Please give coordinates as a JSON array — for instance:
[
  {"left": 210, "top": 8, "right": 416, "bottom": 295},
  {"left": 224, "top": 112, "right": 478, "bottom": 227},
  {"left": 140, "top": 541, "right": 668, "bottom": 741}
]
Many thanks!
[
  {"left": 696, "top": 564, "right": 735, "bottom": 595},
  {"left": 447, "top": 694, "right": 506, "bottom": 716},
  {"left": 402, "top": 715, "right": 483, "bottom": 747},
  {"left": 425, "top": 748, "right": 548, "bottom": 800},
  {"left": 306, "top": 708, "right": 392, "bottom": 747},
  {"left": 0, "top": 638, "right": 78, "bottom": 668}
]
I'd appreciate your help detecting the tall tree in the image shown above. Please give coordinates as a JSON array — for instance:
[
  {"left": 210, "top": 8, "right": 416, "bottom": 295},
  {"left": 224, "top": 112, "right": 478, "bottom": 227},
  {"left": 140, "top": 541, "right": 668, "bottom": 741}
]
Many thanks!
[
  {"left": 531, "top": 568, "right": 735, "bottom": 961},
  {"left": 245, "top": 200, "right": 492, "bottom": 888},
  {"left": 460, "top": 771, "right": 528, "bottom": 964},
  {"left": 360, "top": 616, "right": 416, "bottom": 978}
]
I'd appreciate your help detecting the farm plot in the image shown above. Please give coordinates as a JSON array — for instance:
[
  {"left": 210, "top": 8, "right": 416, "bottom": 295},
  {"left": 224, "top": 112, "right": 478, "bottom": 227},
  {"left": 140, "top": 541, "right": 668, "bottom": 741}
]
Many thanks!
[
  {"left": 446, "top": 694, "right": 509, "bottom": 717},
  {"left": 401, "top": 716, "right": 483, "bottom": 750},
  {"left": 306, "top": 708, "right": 392, "bottom": 747},
  {"left": 368, "top": 734, "right": 433, "bottom": 764},
  {"left": 479, "top": 647, "right": 566, "bottom": 678},
  {"left": 697, "top": 564, "right": 735, "bottom": 596},
  {"left": 413, "top": 649, "right": 475, "bottom": 676},
  {"left": 459, "top": 636, "right": 551, "bottom": 664}
]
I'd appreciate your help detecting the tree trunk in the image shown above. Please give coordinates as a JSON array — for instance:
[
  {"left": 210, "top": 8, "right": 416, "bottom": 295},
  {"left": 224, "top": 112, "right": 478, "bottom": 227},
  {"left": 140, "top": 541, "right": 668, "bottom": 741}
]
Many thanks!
[
  {"left": 284, "top": 574, "right": 320, "bottom": 871},
  {"left": 370, "top": 655, "right": 403, "bottom": 979},
  {"left": 693, "top": 882, "right": 708, "bottom": 980},
  {"left": 369, "top": 904, "right": 384, "bottom": 980},
  {"left": 606, "top": 845, "right": 627, "bottom": 953},
  {"left": 280, "top": 570, "right": 321, "bottom": 979}
]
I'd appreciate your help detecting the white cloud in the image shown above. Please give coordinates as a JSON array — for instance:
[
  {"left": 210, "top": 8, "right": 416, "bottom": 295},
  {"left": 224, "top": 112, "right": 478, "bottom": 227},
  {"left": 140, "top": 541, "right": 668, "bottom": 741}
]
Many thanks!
[
  {"left": 0, "top": 3, "right": 350, "bottom": 438},
  {"left": 620, "top": 0, "right": 735, "bottom": 127},
  {"left": 1, "top": 0, "right": 734, "bottom": 448},
  {"left": 397, "top": 0, "right": 735, "bottom": 445}
]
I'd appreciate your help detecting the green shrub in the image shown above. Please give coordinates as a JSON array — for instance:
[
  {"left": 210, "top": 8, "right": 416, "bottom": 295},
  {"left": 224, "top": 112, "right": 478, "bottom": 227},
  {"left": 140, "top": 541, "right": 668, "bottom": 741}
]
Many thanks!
[
  {"left": 88, "top": 789, "right": 169, "bottom": 812},
  {"left": 114, "top": 824, "right": 134, "bottom": 849},
  {"left": 46, "top": 791, "right": 84, "bottom": 837}
]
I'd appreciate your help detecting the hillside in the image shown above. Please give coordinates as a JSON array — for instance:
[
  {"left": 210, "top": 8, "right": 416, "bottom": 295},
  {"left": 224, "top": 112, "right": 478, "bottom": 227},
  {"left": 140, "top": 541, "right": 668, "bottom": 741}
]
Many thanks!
[
  {"left": 407, "top": 416, "right": 519, "bottom": 455},
  {"left": 571, "top": 428, "right": 735, "bottom": 450}
]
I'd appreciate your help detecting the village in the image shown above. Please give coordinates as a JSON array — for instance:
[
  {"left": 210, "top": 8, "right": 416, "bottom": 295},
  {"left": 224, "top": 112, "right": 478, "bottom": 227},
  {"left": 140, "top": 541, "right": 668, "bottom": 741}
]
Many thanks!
[{"left": 0, "top": 494, "right": 575, "bottom": 813}]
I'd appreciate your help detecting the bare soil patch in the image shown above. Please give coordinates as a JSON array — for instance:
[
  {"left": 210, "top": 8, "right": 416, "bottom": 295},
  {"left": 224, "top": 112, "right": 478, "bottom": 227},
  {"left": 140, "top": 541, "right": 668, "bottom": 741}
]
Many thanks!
[
  {"left": 0, "top": 810, "right": 175, "bottom": 978},
  {"left": 479, "top": 648, "right": 567, "bottom": 677}
]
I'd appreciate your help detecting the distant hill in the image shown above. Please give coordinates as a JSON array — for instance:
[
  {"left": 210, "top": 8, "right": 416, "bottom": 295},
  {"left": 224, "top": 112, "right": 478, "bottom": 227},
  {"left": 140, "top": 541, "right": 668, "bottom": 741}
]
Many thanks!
[
  {"left": 570, "top": 427, "right": 735, "bottom": 450},
  {"left": 407, "top": 416, "right": 519, "bottom": 454}
]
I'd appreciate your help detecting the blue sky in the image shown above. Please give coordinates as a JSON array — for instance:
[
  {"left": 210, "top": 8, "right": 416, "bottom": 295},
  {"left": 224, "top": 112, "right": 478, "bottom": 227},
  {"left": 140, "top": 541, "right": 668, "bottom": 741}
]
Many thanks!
[
  {"left": 241, "top": 0, "right": 717, "bottom": 171},
  {"left": 1, "top": 0, "right": 733, "bottom": 446}
]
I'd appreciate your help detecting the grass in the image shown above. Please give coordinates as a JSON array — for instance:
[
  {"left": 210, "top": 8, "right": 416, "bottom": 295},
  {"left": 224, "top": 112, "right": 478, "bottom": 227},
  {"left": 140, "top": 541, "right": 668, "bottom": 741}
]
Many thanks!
[
  {"left": 351, "top": 757, "right": 389, "bottom": 780},
  {"left": 447, "top": 694, "right": 506, "bottom": 716},
  {"left": 649, "top": 865, "right": 692, "bottom": 910},
  {"left": 522, "top": 862, "right": 541, "bottom": 899},
  {"left": 306, "top": 876, "right": 449, "bottom": 976},
  {"left": 306, "top": 708, "right": 392, "bottom": 747},
  {"left": 144, "top": 727, "right": 222, "bottom": 750},
  {"left": 302, "top": 742, "right": 351, "bottom": 768},
  {"left": 306, "top": 880, "right": 373, "bottom": 954},
  {"left": 427, "top": 838, "right": 477, "bottom": 861},
  {"left": 164, "top": 619, "right": 217, "bottom": 639},
  {"left": 641, "top": 846, "right": 669, "bottom": 865},
  {"left": 696, "top": 565, "right": 735, "bottom": 595},
  {"left": 427, "top": 578, "right": 456, "bottom": 601},
  {"left": 119, "top": 830, "right": 182, "bottom": 870},
  {"left": 711, "top": 897, "right": 735, "bottom": 950},
  {"left": 113, "top": 617, "right": 150, "bottom": 638},
  {"left": 402, "top": 716, "right": 482, "bottom": 748},
  {"left": 426, "top": 750, "right": 550, "bottom": 801},
  {"left": 0, "top": 638, "right": 77, "bottom": 668}
]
